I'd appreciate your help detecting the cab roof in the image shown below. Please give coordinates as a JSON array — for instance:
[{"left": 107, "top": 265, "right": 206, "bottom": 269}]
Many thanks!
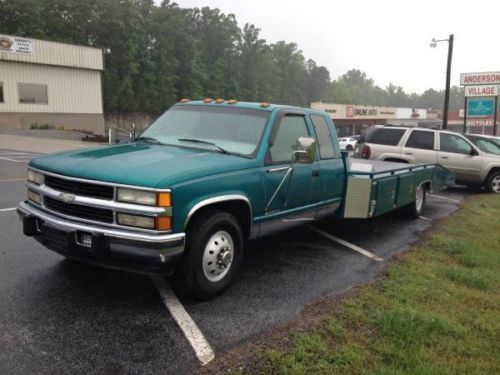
[{"left": 174, "top": 100, "right": 324, "bottom": 115}]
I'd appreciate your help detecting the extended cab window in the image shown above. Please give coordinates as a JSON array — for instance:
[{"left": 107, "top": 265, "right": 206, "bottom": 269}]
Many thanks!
[
  {"left": 270, "top": 115, "right": 309, "bottom": 163},
  {"left": 440, "top": 133, "right": 473, "bottom": 154},
  {"left": 365, "top": 128, "right": 405, "bottom": 146},
  {"left": 311, "top": 115, "right": 336, "bottom": 159},
  {"left": 406, "top": 130, "right": 434, "bottom": 150}
]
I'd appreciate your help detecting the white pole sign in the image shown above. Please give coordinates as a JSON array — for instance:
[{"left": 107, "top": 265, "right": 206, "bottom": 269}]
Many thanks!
[
  {"left": 464, "top": 85, "right": 499, "bottom": 97},
  {"left": 460, "top": 72, "right": 500, "bottom": 85}
]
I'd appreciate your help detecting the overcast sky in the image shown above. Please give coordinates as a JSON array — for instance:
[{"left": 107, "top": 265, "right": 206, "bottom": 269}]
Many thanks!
[{"left": 173, "top": 0, "right": 499, "bottom": 94}]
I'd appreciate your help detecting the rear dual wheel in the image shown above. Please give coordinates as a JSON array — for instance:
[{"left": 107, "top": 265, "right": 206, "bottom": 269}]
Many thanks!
[{"left": 405, "top": 184, "right": 426, "bottom": 219}]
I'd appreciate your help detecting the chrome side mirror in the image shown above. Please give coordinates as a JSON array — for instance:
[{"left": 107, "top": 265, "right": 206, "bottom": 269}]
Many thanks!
[
  {"left": 108, "top": 123, "right": 136, "bottom": 144},
  {"left": 292, "top": 136, "right": 316, "bottom": 164}
]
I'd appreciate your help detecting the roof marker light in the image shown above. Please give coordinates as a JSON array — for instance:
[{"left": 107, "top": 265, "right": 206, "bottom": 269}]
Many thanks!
[
  {"left": 260, "top": 102, "right": 271, "bottom": 108},
  {"left": 203, "top": 98, "right": 214, "bottom": 103},
  {"left": 215, "top": 98, "right": 225, "bottom": 103},
  {"left": 227, "top": 99, "right": 238, "bottom": 104},
  {"left": 179, "top": 98, "right": 190, "bottom": 103}
]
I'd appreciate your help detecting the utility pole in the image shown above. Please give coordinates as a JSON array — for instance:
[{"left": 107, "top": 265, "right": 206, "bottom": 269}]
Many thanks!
[{"left": 442, "top": 34, "right": 454, "bottom": 129}]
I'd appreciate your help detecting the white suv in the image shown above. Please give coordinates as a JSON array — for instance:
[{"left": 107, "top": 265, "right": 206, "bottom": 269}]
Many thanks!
[{"left": 355, "top": 126, "right": 500, "bottom": 193}]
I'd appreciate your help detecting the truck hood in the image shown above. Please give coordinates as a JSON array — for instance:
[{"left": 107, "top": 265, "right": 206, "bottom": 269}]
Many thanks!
[{"left": 29, "top": 143, "right": 259, "bottom": 188}]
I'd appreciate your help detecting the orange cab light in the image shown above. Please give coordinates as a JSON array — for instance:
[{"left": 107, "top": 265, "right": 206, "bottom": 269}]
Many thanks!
[
  {"left": 179, "top": 98, "right": 190, "bottom": 103},
  {"left": 203, "top": 97, "right": 214, "bottom": 103},
  {"left": 227, "top": 99, "right": 238, "bottom": 104},
  {"left": 157, "top": 192, "right": 172, "bottom": 207},
  {"left": 215, "top": 98, "right": 225, "bottom": 103},
  {"left": 260, "top": 102, "right": 271, "bottom": 108},
  {"left": 156, "top": 216, "right": 172, "bottom": 231}
]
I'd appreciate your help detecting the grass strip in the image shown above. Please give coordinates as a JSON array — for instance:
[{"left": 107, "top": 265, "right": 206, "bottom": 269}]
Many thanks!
[{"left": 262, "top": 195, "right": 500, "bottom": 374}]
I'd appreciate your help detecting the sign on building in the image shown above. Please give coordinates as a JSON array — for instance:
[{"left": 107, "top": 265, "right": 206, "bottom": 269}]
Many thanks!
[
  {"left": 0, "top": 35, "right": 33, "bottom": 55},
  {"left": 467, "top": 98, "right": 495, "bottom": 117}
]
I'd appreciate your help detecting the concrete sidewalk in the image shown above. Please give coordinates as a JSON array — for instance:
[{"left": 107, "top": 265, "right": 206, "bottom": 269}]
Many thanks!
[{"left": 0, "top": 134, "right": 102, "bottom": 154}]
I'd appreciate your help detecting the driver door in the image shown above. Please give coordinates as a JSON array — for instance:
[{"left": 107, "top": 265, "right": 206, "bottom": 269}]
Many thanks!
[
  {"left": 438, "top": 133, "right": 482, "bottom": 183},
  {"left": 262, "top": 113, "right": 319, "bottom": 216}
]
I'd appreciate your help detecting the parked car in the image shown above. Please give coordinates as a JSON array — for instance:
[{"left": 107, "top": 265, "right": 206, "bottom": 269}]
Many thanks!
[
  {"left": 465, "top": 134, "right": 500, "bottom": 155},
  {"left": 355, "top": 125, "right": 500, "bottom": 193},
  {"left": 338, "top": 137, "right": 358, "bottom": 151},
  {"left": 17, "top": 101, "right": 453, "bottom": 299}
]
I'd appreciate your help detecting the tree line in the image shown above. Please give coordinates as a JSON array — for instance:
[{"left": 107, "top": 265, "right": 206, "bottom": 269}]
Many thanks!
[{"left": 0, "top": 0, "right": 462, "bottom": 115}]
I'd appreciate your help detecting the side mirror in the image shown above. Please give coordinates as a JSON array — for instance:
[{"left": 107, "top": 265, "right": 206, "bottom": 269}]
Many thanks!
[
  {"left": 292, "top": 136, "right": 316, "bottom": 164},
  {"left": 108, "top": 123, "right": 136, "bottom": 145},
  {"left": 470, "top": 147, "right": 479, "bottom": 156}
]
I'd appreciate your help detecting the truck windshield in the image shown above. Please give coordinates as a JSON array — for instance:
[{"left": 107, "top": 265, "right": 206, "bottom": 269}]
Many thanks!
[{"left": 139, "top": 105, "right": 270, "bottom": 156}]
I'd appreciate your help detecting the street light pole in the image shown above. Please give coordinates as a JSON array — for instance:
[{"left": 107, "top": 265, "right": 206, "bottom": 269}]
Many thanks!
[{"left": 430, "top": 34, "right": 454, "bottom": 130}]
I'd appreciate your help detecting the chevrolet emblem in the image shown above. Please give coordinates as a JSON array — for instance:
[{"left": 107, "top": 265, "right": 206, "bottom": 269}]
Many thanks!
[{"left": 59, "top": 192, "right": 76, "bottom": 203}]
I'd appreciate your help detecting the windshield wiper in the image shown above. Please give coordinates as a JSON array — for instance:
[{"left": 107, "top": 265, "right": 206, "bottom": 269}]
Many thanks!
[
  {"left": 135, "top": 136, "right": 165, "bottom": 145},
  {"left": 177, "top": 138, "right": 231, "bottom": 154}
]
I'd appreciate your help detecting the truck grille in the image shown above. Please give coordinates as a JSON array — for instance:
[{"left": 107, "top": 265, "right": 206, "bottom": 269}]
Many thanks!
[
  {"left": 45, "top": 175, "right": 114, "bottom": 200},
  {"left": 44, "top": 196, "right": 114, "bottom": 223}
]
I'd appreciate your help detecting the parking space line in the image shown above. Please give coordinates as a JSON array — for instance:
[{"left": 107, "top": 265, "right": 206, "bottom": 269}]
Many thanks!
[
  {"left": 308, "top": 225, "right": 384, "bottom": 262},
  {"left": 0, "top": 179, "right": 25, "bottom": 182},
  {"left": 419, "top": 216, "right": 432, "bottom": 221},
  {"left": 151, "top": 276, "right": 215, "bottom": 365},
  {"left": 0, "top": 156, "right": 30, "bottom": 163},
  {"left": 429, "top": 194, "right": 460, "bottom": 204},
  {"left": 0, "top": 207, "right": 17, "bottom": 212}
]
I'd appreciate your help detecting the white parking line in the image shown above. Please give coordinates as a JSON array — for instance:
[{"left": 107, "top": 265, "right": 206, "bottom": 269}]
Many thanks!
[
  {"left": 429, "top": 194, "right": 460, "bottom": 204},
  {"left": 308, "top": 225, "right": 384, "bottom": 262},
  {"left": 0, "top": 207, "right": 17, "bottom": 212},
  {"left": 151, "top": 276, "right": 215, "bottom": 365},
  {"left": 419, "top": 216, "right": 432, "bottom": 221},
  {"left": 0, "top": 179, "right": 25, "bottom": 182},
  {"left": 0, "top": 157, "right": 30, "bottom": 163}
]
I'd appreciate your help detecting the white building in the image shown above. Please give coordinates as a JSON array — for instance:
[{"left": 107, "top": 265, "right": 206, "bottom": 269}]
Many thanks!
[{"left": 0, "top": 34, "right": 105, "bottom": 134}]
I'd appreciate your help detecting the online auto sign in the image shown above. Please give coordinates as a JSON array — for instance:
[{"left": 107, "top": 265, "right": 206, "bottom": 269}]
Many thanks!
[{"left": 461, "top": 72, "right": 500, "bottom": 134}]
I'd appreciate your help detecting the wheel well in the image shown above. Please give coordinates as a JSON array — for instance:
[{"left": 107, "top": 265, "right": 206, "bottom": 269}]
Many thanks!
[
  {"left": 485, "top": 167, "right": 500, "bottom": 183},
  {"left": 384, "top": 158, "right": 409, "bottom": 163},
  {"left": 186, "top": 200, "right": 252, "bottom": 240},
  {"left": 421, "top": 180, "right": 431, "bottom": 192}
]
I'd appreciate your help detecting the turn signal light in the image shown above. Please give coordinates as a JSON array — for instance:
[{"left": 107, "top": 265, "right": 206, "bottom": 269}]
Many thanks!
[
  {"left": 157, "top": 192, "right": 171, "bottom": 207},
  {"left": 156, "top": 216, "right": 172, "bottom": 231}
]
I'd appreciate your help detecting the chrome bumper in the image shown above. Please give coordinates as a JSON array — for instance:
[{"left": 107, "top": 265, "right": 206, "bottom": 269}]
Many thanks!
[{"left": 17, "top": 201, "right": 185, "bottom": 274}]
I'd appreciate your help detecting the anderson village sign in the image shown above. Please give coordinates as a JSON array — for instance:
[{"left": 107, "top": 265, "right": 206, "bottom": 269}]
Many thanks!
[{"left": 460, "top": 71, "right": 500, "bottom": 135}]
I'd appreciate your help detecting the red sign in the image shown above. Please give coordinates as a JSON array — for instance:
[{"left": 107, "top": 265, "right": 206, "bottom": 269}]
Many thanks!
[
  {"left": 346, "top": 106, "right": 354, "bottom": 118},
  {"left": 461, "top": 72, "right": 500, "bottom": 85}
]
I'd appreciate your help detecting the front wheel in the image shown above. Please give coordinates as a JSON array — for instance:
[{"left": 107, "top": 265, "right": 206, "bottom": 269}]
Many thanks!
[
  {"left": 180, "top": 210, "right": 243, "bottom": 300},
  {"left": 405, "top": 184, "right": 426, "bottom": 219},
  {"left": 486, "top": 171, "right": 500, "bottom": 194}
]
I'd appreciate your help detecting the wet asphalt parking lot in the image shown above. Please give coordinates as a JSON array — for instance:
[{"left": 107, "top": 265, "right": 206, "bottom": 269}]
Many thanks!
[{"left": 0, "top": 136, "right": 473, "bottom": 374}]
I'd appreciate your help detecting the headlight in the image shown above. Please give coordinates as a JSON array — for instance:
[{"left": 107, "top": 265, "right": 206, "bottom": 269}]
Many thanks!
[
  {"left": 27, "top": 190, "right": 42, "bottom": 205},
  {"left": 117, "top": 188, "right": 157, "bottom": 206},
  {"left": 117, "top": 188, "right": 171, "bottom": 207},
  {"left": 117, "top": 213, "right": 155, "bottom": 229},
  {"left": 27, "top": 170, "right": 43, "bottom": 185}
]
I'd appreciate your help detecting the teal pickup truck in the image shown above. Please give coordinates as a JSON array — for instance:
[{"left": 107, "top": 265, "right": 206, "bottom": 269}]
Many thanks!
[{"left": 18, "top": 100, "right": 454, "bottom": 299}]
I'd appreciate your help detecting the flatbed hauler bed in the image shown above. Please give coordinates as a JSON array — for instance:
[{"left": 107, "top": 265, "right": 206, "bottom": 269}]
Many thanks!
[{"left": 344, "top": 159, "right": 453, "bottom": 219}]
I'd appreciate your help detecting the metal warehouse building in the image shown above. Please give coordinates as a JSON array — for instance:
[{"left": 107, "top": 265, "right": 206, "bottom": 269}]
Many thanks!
[{"left": 0, "top": 34, "right": 105, "bottom": 134}]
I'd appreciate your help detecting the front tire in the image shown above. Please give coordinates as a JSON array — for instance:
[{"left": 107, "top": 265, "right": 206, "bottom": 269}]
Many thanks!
[
  {"left": 486, "top": 171, "right": 500, "bottom": 194},
  {"left": 180, "top": 209, "right": 244, "bottom": 300},
  {"left": 405, "top": 184, "right": 426, "bottom": 219}
]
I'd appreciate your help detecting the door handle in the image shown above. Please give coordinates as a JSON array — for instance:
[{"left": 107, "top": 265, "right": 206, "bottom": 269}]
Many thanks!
[
  {"left": 405, "top": 152, "right": 413, "bottom": 155},
  {"left": 441, "top": 156, "right": 449, "bottom": 159},
  {"left": 312, "top": 169, "right": 320, "bottom": 177}
]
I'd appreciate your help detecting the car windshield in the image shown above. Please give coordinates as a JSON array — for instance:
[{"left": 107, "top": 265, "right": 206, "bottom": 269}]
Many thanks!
[
  {"left": 469, "top": 137, "right": 500, "bottom": 155},
  {"left": 139, "top": 105, "right": 270, "bottom": 156}
]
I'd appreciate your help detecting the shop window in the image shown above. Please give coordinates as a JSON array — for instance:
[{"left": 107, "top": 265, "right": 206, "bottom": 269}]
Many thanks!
[{"left": 18, "top": 83, "right": 48, "bottom": 104}]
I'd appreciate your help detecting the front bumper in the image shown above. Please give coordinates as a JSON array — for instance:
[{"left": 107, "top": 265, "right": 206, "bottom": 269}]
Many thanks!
[{"left": 17, "top": 201, "right": 185, "bottom": 275}]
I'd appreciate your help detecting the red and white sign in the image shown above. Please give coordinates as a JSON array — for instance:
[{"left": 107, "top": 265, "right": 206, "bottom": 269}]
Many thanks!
[
  {"left": 467, "top": 119, "right": 493, "bottom": 126},
  {"left": 464, "top": 84, "right": 499, "bottom": 97},
  {"left": 460, "top": 72, "right": 500, "bottom": 85}
]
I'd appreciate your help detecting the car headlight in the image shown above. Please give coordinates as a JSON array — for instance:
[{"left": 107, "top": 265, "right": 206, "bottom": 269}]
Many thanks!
[
  {"left": 116, "top": 188, "right": 171, "bottom": 207},
  {"left": 27, "top": 170, "right": 43, "bottom": 185}
]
